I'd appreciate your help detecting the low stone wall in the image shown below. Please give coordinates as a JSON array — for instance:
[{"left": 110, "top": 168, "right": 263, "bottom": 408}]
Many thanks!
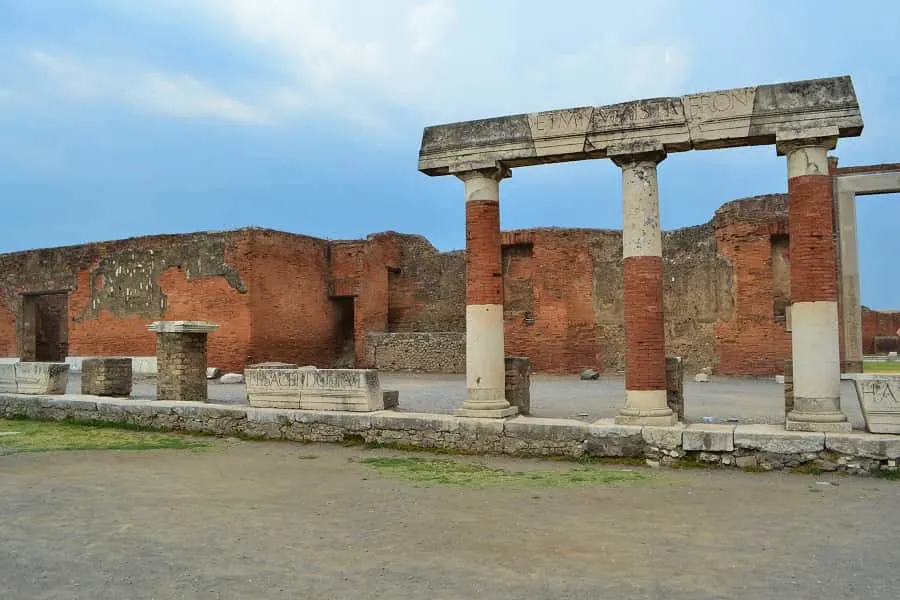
[
  {"left": 2, "top": 393, "right": 900, "bottom": 476},
  {"left": 364, "top": 332, "right": 465, "bottom": 373}
]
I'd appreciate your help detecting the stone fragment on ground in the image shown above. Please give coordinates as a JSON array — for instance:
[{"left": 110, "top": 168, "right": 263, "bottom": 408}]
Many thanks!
[
  {"left": 580, "top": 369, "right": 599, "bottom": 381},
  {"left": 206, "top": 368, "right": 222, "bottom": 380},
  {"left": 219, "top": 373, "right": 244, "bottom": 384},
  {"left": 694, "top": 373, "right": 710, "bottom": 383}
]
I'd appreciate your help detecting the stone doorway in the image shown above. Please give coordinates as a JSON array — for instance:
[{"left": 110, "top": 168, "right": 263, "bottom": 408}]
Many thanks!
[
  {"left": 333, "top": 296, "right": 356, "bottom": 368},
  {"left": 21, "top": 292, "right": 69, "bottom": 362}
]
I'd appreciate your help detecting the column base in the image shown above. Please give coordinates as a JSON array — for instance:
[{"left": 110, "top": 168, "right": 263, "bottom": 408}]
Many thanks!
[
  {"left": 455, "top": 406, "right": 518, "bottom": 419},
  {"left": 615, "top": 390, "right": 676, "bottom": 425},
  {"left": 785, "top": 411, "right": 852, "bottom": 432}
]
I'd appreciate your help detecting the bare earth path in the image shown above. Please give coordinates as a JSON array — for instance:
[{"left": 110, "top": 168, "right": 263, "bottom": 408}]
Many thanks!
[{"left": 2, "top": 440, "right": 898, "bottom": 599}]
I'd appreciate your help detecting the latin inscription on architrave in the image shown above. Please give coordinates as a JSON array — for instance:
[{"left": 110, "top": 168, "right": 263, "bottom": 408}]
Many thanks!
[{"left": 591, "top": 99, "right": 684, "bottom": 131}]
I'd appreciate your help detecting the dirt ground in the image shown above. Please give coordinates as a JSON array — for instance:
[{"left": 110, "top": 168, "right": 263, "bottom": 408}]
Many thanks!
[{"left": 2, "top": 439, "right": 898, "bottom": 600}]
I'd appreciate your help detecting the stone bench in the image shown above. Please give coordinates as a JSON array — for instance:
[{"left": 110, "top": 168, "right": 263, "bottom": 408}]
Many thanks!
[
  {"left": 0, "top": 362, "right": 70, "bottom": 395},
  {"left": 841, "top": 373, "right": 900, "bottom": 434},
  {"left": 245, "top": 364, "right": 397, "bottom": 412}
]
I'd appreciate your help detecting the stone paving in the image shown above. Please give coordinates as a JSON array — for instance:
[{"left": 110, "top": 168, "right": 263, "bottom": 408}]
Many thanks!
[{"left": 72, "top": 372, "right": 867, "bottom": 428}]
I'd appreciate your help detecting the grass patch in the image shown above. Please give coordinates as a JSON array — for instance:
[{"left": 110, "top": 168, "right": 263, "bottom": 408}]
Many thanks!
[
  {"left": 874, "top": 469, "right": 900, "bottom": 481},
  {"left": 357, "top": 456, "right": 653, "bottom": 488},
  {"left": 863, "top": 361, "right": 900, "bottom": 374},
  {"left": 0, "top": 418, "right": 208, "bottom": 454}
]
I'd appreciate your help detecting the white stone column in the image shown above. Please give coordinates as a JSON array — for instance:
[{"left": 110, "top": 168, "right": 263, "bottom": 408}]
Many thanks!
[
  {"left": 610, "top": 150, "right": 676, "bottom": 426},
  {"left": 777, "top": 133, "right": 851, "bottom": 432},
  {"left": 456, "top": 167, "right": 517, "bottom": 418},
  {"left": 836, "top": 182, "right": 863, "bottom": 372}
]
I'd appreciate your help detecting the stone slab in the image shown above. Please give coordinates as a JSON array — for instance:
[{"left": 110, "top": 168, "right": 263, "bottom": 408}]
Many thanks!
[
  {"left": 244, "top": 367, "right": 302, "bottom": 409},
  {"left": 14, "top": 362, "right": 69, "bottom": 395},
  {"left": 147, "top": 320, "right": 220, "bottom": 334},
  {"left": 642, "top": 424, "right": 685, "bottom": 450},
  {"left": 0, "top": 364, "right": 16, "bottom": 393},
  {"left": 418, "top": 76, "right": 863, "bottom": 175},
  {"left": 845, "top": 374, "right": 900, "bottom": 434},
  {"left": 585, "top": 419, "right": 645, "bottom": 457},
  {"left": 505, "top": 416, "right": 591, "bottom": 443},
  {"left": 455, "top": 406, "right": 518, "bottom": 419},
  {"left": 825, "top": 432, "right": 900, "bottom": 459},
  {"left": 683, "top": 424, "right": 735, "bottom": 452},
  {"left": 733, "top": 424, "right": 824, "bottom": 453},
  {"left": 785, "top": 419, "right": 853, "bottom": 433}
]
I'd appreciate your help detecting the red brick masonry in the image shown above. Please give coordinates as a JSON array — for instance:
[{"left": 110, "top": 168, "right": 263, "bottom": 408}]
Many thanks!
[
  {"left": 465, "top": 200, "right": 503, "bottom": 306},
  {"left": 623, "top": 255, "right": 666, "bottom": 391}
]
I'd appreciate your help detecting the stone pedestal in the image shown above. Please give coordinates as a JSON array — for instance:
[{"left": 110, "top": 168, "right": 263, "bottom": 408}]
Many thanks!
[
  {"left": 81, "top": 358, "right": 133, "bottom": 397},
  {"left": 148, "top": 321, "right": 219, "bottom": 402},
  {"left": 777, "top": 133, "right": 850, "bottom": 432},
  {"left": 611, "top": 150, "right": 675, "bottom": 426},
  {"left": 456, "top": 168, "right": 517, "bottom": 419},
  {"left": 665, "top": 356, "right": 684, "bottom": 422},
  {"left": 505, "top": 356, "right": 531, "bottom": 416}
]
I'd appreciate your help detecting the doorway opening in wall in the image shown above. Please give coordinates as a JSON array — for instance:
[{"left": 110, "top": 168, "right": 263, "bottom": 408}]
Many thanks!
[
  {"left": 21, "top": 292, "right": 69, "bottom": 362},
  {"left": 857, "top": 193, "right": 900, "bottom": 356},
  {"left": 333, "top": 296, "right": 356, "bottom": 368}
]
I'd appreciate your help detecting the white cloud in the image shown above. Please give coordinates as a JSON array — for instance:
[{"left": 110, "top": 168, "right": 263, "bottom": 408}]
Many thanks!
[
  {"left": 23, "top": 50, "right": 265, "bottom": 124},
  {"left": 7, "top": 0, "right": 693, "bottom": 130}
]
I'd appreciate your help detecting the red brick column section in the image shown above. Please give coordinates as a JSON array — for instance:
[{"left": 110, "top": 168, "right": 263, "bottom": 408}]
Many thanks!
[
  {"left": 776, "top": 134, "right": 850, "bottom": 432},
  {"left": 147, "top": 320, "right": 220, "bottom": 403},
  {"left": 455, "top": 168, "right": 516, "bottom": 418},
  {"left": 610, "top": 150, "right": 676, "bottom": 426}
]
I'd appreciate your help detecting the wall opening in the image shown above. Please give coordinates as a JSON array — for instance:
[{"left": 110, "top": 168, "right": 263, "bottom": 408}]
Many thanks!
[
  {"left": 21, "top": 292, "right": 69, "bottom": 362},
  {"left": 770, "top": 234, "right": 790, "bottom": 325},
  {"left": 333, "top": 296, "right": 356, "bottom": 368}
]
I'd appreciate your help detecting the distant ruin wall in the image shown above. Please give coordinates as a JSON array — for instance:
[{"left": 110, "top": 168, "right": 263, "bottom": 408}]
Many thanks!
[{"left": 365, "top": 332, "right": 465, "bottom": 373}]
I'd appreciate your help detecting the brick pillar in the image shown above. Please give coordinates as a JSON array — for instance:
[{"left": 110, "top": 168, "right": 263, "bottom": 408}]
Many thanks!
[
  {"left": 455, "top": 167, "right": 516, "bottom": 418},
  {"left": 776, "top": 133, "right": 850, "bottom": 432},
  {"left": 611, "top": 150, "right": 676, "bottom": 426},
  {"left": 148, "top": 321, "right": 220, "bottom": 402}
]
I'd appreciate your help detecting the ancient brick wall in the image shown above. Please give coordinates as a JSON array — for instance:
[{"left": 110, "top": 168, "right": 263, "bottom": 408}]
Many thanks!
[
  {"left": 862, "top": 308, "right": 900, "bottom": 354},
  {"left": 712, "top": 195, "right": 793, "bottom": 376},
  {"left": 247, "top": 229, "right": 341, "bottom": 368},
  {"left": 0, "top": 230, "right": 254, "bottom": 373}
]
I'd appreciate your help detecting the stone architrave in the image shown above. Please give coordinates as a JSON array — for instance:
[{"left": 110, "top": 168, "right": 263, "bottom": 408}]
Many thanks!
[
  {"left": 0, "top": 364, "right": 16, "bottom": 393},
  {"left": 845, "top": 374, "right": 900, "bottom": 434},
  {"left": 147, "top": 321, "right": 220, "bottom": 402},
  {"left": 418, "top": 76, "right": 862, "bottom": 176},
  {"left": 14, "top": 362, "right": 70, "bottom": 395}
]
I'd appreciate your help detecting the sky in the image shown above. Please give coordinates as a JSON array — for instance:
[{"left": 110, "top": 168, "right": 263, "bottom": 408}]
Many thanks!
[{"left": 1, "top": 0, "right": 898, "bottom": 308}]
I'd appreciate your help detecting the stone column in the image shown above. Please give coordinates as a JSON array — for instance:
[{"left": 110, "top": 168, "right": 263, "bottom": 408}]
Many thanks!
[
  {"left": 456, "top": 167, "right": 517, "bottom": 418},
  {"left": 835, "top": 179, "right": 864, "bottom": 373},
  {"left": 148, "top": 320, "right": 220, "bottom": 402},
  {"left": 776, "top": 133, "right": 851, "bottom": 432},
  {"left": 611, "top": 151, "right": 676, "bottom": 426}
]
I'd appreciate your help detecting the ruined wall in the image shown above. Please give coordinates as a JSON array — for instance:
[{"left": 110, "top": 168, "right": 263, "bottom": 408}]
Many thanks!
[
  {"left": 0, "top": 231, "right": 254, "bottom": 373},
  {"left": 712, "top": 195, "right": 793, "bottom": 375},
  {"left": 247, "top": 229, "right": 340, "bottom": 368},
  {"left": 365, "top": 332, "right": 465, "bottom": 373},
  {"left": 862, "top": 308, "right": 900, "bottom": 354}
]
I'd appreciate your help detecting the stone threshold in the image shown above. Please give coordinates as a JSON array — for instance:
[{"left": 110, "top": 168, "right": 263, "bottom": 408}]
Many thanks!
[{"left": 2, "top": 393, "right": 899, "bottom": 476}]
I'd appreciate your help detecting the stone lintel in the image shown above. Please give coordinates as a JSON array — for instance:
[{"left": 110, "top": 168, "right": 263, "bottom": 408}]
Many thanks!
[
  {"left": 147, "top": 320, "right": 221, "bottom": 334},
  {"left": 419, "top": 76, "right": 863, "bottom": 175}
]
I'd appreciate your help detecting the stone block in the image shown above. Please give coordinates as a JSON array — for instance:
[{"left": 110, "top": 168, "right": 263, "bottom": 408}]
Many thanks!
[
  {"left": 585, "top": 420, "right": 645, "bottom": 457},
  {"left": 245, "top": 366, "right": 302, "bottom": 409},
  {"left": 81, "top": 358, "right": 133, "bottom": 397},
  {"left": 642, "top": 424, "right": 685, "bottom": 450},
  {"left": 371, "top": 411, "right": 459, "bottom": 433},
  {"left": 825, "top": 432, "right": 900, "bottom": 460},
  {"left": 0, "top": 364, "right": 16, "bottom": 393},
  {"left": 733, "top": 424, "right": 824, "bottom": 454},
  {"left": 505, "top": 417, "right": 591, "bottom": 443},
  {"left": 683, "top": 424, "right": 735, "bottom": 452},
  {"left": 735, "top": 455, "right": 759, "bottom": 469},
  {"left": 666, "top": 356, "right": 684, "bottom": 421},
  {"left": 14, "top": 362, "right": 69, "bottom": 395},
  {"left": 206, "top": 367, "right": 222, "bottom": 379},
  {"left": 382, "top": 390, "right": 399, "bottom": 410},
  {"left": 694, "top": 373, "right": 710, "bottom": 383},
  {"left": 504, "top": 356, "right": 531, "bottom": 415},
  {"left": 301, "top": 369, "right": 384, "bottom": 412},
  {"left": 220, "top": 373, "right": 244, "bottom": 384},
  {"left": 845, "top": 374, "right": 900, "bottom": 434}
]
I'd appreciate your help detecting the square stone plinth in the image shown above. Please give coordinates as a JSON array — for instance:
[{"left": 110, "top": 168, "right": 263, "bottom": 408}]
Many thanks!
[
  {"left": 81, "top": 358, "right": 133, "bottom": 397},
  {"left": 149, "top": 321, "right": 219, "bottom": 403}
]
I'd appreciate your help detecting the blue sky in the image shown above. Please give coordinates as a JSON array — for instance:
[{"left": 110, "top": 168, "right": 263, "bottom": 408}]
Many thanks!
[{"left": 1, "top": 0, "right": 898, "bottom": 308}]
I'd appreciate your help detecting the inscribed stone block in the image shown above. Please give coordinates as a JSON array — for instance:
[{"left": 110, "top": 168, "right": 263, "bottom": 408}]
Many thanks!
[
  {"left": 0, "top": 364, "right": 16, "bottom": 393},
  {"left": 14, "top": 362, "right": 69, "bottom": 395},
  {"left": 846, "top": 374, "right": 900, "bottom": 434},
  {"left": 300, "top": 369, "right": 384, "bottom": 412},
  {"left": 245, "top": 367, "right": 303, "bottom": 409}
]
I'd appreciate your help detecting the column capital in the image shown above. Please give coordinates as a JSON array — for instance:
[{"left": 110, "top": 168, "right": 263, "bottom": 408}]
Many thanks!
[
  {"left": 775, "top": 127, "right": 838, "bottom": 157},
  {"left": 453, "top": 165, "right": 511, "bottom": 184},
  {"left": 608, "top": 143, "right": 667, "bottom": 168}
]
